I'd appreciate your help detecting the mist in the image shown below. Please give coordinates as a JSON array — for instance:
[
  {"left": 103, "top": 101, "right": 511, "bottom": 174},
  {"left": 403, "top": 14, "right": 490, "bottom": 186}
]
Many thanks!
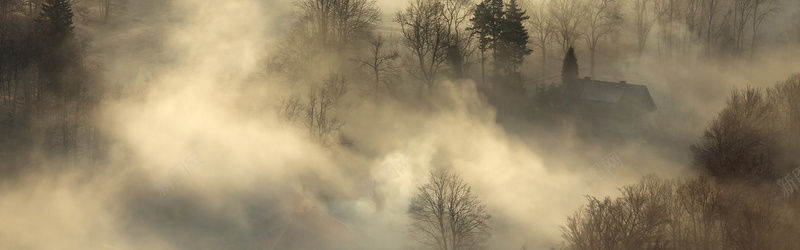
[{"left": 1, "top": 0, "right": 800, "bottom": 249}]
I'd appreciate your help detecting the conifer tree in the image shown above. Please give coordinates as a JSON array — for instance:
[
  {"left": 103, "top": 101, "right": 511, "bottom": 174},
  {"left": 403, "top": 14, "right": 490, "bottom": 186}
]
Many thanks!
[
  {"left": 36, "top": 0, "right": 76, "bottom": 96},
  {"left": 561, "top": 47, "right": 578, "bottom": 81},
  {"left": 38, "top": 0, "right": 74, "bottom": 46},
  {"left": 471, "top": 2, "right": 492, "bottom": 86},
  {"left": 471, "top": 0, "right": 505, "bottom": 79},
  {"left": 496, "top": 0, "right": 532, "bottom": 75}
]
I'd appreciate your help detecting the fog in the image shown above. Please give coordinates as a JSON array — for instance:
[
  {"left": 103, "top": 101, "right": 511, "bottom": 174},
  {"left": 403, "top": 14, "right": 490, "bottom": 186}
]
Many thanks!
[{"left": 1, "top": 0, "right": 800, "bottom": 249}]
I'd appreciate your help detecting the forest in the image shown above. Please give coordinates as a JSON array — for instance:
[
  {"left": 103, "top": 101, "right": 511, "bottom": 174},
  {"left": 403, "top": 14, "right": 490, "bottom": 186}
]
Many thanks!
[{"left": 1, "top": 0, "right": 800, "bottom": 249}]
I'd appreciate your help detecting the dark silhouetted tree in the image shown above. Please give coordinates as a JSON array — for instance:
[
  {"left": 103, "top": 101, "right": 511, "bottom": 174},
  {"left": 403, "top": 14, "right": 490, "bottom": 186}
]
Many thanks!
[
  {"left": 38, "top": 0, "right": 73, "bottom": 46},
  {"left": 690, "top": 87, "right": 779, "bottom": 182},
  {"left": 446, "top": 44, "right": 464, "bottom": 79},
  {"left": 470, "top": 1, "right": 493, "bottom": 86},
  {"left": 470, "top": 0, "right": 504, "bottom": 81},
  {"left": 561, "top": 47, "right": 578, "bottom": 80}
]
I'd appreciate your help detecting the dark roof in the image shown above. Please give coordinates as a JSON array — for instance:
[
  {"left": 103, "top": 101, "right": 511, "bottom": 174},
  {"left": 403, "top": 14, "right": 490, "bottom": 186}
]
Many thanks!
[
  {"left": 563, "top": 78, "right": 657, "bottom": 118},
  {"left": 579, "top": 81, "right": 626, "bottom": 102}
]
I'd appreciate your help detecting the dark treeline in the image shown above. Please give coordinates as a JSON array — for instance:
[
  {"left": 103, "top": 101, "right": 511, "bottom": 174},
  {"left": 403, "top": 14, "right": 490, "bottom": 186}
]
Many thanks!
[{"left": 0, "top": 0, "right": 104, "bottom": 175}]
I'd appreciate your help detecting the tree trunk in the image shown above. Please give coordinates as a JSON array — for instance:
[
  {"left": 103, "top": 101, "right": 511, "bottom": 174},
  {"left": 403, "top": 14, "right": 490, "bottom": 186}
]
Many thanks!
[
  {"left": 590, "top": 48, "right": 595, "bottom": 78},
  {"left": 541, "top": 49, "right": 547, "bottom": 78},
  {"left": 481, "top": 49, "right": 486, "bottom": 88}
]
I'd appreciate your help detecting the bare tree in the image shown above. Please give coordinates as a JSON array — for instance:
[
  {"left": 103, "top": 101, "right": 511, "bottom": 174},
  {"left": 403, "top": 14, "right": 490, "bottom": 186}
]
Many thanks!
[
  {"left": 788, "top": 6, "right": 800, "bottom": 44},
  {"left": 581, "top": 0, "right": 622, "bottom": 77},
  {"left": 700, "top": 0, "right": 725, "bottom": 54},
  {"left": 395, "top": 0, "right": 450, "bottom": 92},
  {"left": 731, "top": 0, "right": 754, "bottom": 55},
  {"left": 98, "top": 0, "right": 110, "bottom": 23},
  {"left": 305, "top": 74, "right": 348, "bottom": 147},
  {"left": 749, "top": 0, "right": 778, "bottom": 58},
  {"left": 441, "top": 0, "right": 476, "bottom": 78},
  {"left": 358, "top": 34, "right": 400, "bottom": 98},
  {"left": 278, "top": 94, "right": 304, "bottom": 124},
  {"left": 630, "top": 0, "right": 657, "bottom": 56},
  {"left": 408, "top": 169, "right": 492, "bottom": 250},
  {"left": 547, "top": 0, "right": 586, "bottom": 54},
  {"left": 653, "top": 0, "right": 683, "bottom": 57},
  {"left": 524, "top": 0, "right": 556, "bottom": 78}
]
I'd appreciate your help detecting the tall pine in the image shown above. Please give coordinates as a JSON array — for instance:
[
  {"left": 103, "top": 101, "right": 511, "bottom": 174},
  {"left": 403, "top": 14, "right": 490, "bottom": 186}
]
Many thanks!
[
  {"left": 38, "top": 0, "right": 73, "bottom": 47},
  {"left": 471, "top": 2, "right": 491, "bottom": 86},
  {"left": 471, "top": 0, "right": 505, "bottom": 85},
  {"left": 496, "top": 0, "right": 531, "bottom": 76}
]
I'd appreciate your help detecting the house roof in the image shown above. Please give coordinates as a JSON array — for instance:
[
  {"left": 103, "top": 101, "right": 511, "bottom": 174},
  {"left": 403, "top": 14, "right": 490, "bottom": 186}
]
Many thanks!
[
  {"left": 563, "top": 78, "right": 657, "bottom": 118},
  {"left": 579, "top": 81, "right": 626, "bottom": 103}
]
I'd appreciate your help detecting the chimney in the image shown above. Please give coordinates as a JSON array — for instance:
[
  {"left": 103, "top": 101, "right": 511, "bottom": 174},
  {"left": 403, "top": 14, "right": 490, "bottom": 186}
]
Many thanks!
[{"left": 620, "top": 80, "right": 627, "bottom": 84}]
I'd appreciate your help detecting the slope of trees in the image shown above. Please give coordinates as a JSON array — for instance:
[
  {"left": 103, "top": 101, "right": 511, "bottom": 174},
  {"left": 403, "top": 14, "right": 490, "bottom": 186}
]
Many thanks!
[
  {"left": 561, "top": 175, "right": 796, "bottom": 250},
  {"left": 0, "top": 0, "right": 102, "bottom": 170}
]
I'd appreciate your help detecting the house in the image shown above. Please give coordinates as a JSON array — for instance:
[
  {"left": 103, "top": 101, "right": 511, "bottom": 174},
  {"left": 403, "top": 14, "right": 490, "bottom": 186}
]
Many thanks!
[{"left": 560, "top": 77, "right": 657, "bottom": 135}]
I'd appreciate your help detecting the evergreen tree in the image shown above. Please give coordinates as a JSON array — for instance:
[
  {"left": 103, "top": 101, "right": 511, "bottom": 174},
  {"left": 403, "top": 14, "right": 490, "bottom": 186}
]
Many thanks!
[
  {"left": 36, "top": 0, "right": 77, "bottom": 97},
  {"left": 486, "top": 0, "right": 504, "bottom": 76},
  {"left": 470, "top": 2, "right": 492, "bottom": 86},
  {"left": 471, "top": 0, "right": 505, "bottom": 84},
  {"left": 37, "top": 0, "right": 74, "bottom": 47},
  {"left": 561, "top": 47, "right": 578, "bottom": 80},
  {"left": 496, "top": 0, "right": 532, "bottom": 75}
]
